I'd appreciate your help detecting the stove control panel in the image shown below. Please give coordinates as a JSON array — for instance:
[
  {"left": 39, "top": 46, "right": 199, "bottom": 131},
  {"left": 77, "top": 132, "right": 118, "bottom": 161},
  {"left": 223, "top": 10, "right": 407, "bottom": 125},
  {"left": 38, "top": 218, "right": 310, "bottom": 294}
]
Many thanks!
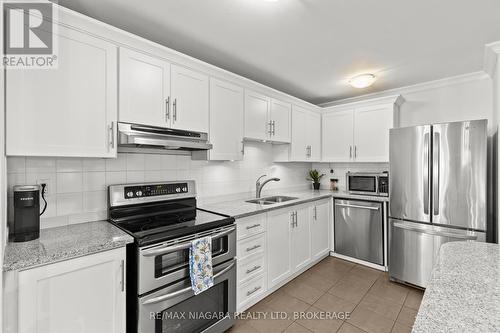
[{"left": 124, "top": 183, "right": 189, "bottom": 199}]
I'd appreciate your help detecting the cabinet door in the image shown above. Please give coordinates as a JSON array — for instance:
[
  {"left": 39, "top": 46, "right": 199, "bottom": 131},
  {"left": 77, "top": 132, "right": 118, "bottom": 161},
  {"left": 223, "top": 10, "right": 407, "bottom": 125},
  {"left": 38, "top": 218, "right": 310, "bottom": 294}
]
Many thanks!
[
  {"left": 6, "top": 25, "right": 117, "bottom": 158},
  {"left": 18, "top": 248, "right": 126, "bottom": 333},
  {"left": 321, "top": 110, "right": 354, "bottom": 162},
  {"left": 292, "top": 205, "right": 311, "bottom": 271},
  {"left": 306, "top": 111, "right": 322, "bottom": 161},
  {"left": 171, "top": 65, "right": 209, "bottom": 133},
  {"left": 270, "top": 99, "right": 291, "bottom": 143},
  {"left": 119, "top": 48, "right": 170, "bottom": 127},
  {"left": 290, "top": 105, "right": 308, "bottom": 161},
  {"left": 311, "top": 200, "right": 331, "bottom": 260},
  {"left": 267, "top": 209, "right": 292, "bottom": 288},
  {"left": 354, "top": 104, "right": 394, "bottom": 162},
  {"left": 209, "top": 78, "right": 244, "bottom": 160},
  {"left": 244, "top": 90, "right": 270, "bottom": 141}
]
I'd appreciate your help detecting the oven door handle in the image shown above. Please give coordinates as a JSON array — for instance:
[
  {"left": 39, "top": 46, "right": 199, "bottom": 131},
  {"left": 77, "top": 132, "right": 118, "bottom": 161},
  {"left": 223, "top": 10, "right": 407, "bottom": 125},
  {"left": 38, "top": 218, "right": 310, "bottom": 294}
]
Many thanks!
[
  {"left": 142, "top": 262, "right": 235, "bottom": 305},
  {"left": 141, "top": 226, "right": 235, "bottom": 257}
]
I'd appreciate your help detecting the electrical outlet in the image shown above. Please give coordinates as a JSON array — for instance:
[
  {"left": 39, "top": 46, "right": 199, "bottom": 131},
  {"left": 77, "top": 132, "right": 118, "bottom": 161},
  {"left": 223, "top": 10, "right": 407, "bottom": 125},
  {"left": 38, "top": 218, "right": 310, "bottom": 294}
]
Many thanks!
[
  {"left": 330, "top": 169, "right": 334, "bottom": 174},
  {"left": 37, "top": 179, "right": 50, "bottom": 195}
]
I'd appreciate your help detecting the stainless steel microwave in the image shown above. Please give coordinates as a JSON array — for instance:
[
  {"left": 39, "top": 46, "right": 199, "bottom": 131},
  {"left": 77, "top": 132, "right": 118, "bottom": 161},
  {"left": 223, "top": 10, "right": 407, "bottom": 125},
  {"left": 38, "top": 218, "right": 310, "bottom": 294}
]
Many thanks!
[{"left": 346, "top": 172, "right": 389, "bottom": 196}]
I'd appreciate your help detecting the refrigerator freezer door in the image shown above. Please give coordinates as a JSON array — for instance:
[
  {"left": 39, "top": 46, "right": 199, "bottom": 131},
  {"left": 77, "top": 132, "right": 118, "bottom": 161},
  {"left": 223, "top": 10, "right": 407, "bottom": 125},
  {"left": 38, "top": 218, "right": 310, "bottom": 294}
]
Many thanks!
[
  {"left": 389, "top": 125, "right": 431, "bottom": 223},
  {"left": 389, "top": 219, "right": 485, "bottom": 288},
  {"left": 334, "top": 199, "right": 384, "bottom": 265},
  {"left": 432, "top": 120, "right": 487, "bottom": 231}
]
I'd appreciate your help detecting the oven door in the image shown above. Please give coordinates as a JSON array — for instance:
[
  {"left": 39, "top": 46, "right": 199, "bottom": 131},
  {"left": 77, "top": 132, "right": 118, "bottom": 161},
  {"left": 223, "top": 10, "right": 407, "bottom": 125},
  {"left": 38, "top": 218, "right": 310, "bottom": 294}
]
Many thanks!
[
  {"left": 138, "top": 225, "right": 236, "bottom": 294},
  {"left": 347, "top": 174, "right": 378, "bottom": 195},
  {"left": 138, "top": 259, "right": 236, "bottom": 333}
]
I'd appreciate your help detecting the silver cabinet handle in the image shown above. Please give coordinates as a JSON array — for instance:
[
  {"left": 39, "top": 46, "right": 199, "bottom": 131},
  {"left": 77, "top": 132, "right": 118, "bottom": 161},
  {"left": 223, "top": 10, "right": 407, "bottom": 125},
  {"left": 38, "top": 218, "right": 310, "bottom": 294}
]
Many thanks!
[
  {"left": 246, "top": 265, "right": 261, "bottom": 274},
  {"left": 108, "top": 122, "right": 115, "bottom": 149},
  {"left": 120, "top": 259, "right": 125, "bottom": 292},
  {"left": 354, "top": 145, "right": 357, "bottom": 158},
  {"left": 268, "top": 121, "right": 273, "bottom": 136},
  {"left": 393, "top": 222, "right": 478, "bottom": 240},
  {"left": 246, "top": 285, "right": 262, "bottom": 296},
  {"left": 246, "top": 244, "right": 261, "bottom": 252},
  {"left": 272, "top": 120, "right": 276, "bottom": 136},
  {"left": 335, "top": 203, "right": 380, "bottom": 211},
  {"left": 143, "top": 262, "right": 235, "bottom": 305},
  {"left": 142, "top": 226, "right": 235, "bottom": 257},
  {"left": 173, "top": 98, "right": 177, "bottom": 121},
  {"left": 165, "top": 97, "right": 170, "bottom": 120},
  {"left": 349, "top": 146, "right": 352, "bottom": 158},
  {"left": 433, "top": 132, "right": 440, "bottom": 215},
  {"left": 423, "top": 132, "right": 430, "bottom": 215},
  {"left": 314, "top": 206, "right": 317, "bottom": 220},
  {"left": 294, "top": 211, "right": 298, "bottom": 227},
  {"left": 246, "top": 224, "right": 261, "bottom": 230},
  {"left": 309, "top": 145, "right": 312, "bottom": 158}
]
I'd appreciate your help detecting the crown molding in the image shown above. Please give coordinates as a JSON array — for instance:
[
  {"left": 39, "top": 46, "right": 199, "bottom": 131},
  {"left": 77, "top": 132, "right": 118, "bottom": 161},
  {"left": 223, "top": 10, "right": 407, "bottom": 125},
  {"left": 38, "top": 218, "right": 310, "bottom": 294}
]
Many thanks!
[{"left": 319, "top": 71, "right": 489, "bottom": 108}]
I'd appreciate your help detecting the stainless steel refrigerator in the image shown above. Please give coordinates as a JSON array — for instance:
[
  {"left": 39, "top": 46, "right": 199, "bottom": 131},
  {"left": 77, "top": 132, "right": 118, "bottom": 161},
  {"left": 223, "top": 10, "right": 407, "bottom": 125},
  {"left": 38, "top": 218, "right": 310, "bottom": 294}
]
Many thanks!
[{"left": 389, "top": 119, "right": 487, "bottom": 288}]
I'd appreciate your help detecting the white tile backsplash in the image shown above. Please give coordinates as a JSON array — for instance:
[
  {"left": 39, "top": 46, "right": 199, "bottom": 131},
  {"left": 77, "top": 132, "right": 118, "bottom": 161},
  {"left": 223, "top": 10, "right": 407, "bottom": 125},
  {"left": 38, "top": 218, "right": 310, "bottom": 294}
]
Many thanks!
[
  {"left": 311, "top": 162, "right": 389, "bottom": 190},
  {"left": 7, "top": 142, "right": 312, "bottom": 228}
]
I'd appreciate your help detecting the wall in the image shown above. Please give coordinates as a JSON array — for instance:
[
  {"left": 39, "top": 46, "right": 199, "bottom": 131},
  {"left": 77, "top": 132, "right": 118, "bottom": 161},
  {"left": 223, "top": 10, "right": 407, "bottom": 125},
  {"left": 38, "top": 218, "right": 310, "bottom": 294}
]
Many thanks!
[
  {"left": 322, "top": 72, "right": 493, "bottom": 132},
  {"left": 6, "top": 142, "right": 311, "bottom": 229}
]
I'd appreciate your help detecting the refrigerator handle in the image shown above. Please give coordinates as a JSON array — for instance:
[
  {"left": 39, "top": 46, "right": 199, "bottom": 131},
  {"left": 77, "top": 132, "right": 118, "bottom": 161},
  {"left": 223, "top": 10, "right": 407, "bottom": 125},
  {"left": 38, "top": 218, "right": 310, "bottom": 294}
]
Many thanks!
[
  {"left": 423, "top": 132, "right": 430, "bottom": 215},
  {"left": 433, "top": 132, "right": 440, "bottom": 216}
]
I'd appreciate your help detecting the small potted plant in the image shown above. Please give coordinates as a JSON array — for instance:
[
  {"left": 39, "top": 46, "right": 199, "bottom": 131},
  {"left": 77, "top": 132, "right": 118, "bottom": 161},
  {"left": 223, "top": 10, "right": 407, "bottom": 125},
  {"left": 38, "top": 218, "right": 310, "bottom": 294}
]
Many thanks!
[{"left": 307, "top": 169, "right": 325, "bottom": 190}]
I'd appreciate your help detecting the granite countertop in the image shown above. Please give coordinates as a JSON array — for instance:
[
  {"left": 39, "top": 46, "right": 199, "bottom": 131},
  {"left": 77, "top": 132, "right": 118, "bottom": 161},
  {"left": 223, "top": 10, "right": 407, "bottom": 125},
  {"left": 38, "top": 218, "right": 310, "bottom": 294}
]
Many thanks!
[
  {"left": 412, "top": 241, "right": 500, "bottom": 333},
  {"left": 3, "top": 220, "right": 133, "bottom": 272},
  {"left": 199, "top": 189, "right": 388, "bottom": 219}
]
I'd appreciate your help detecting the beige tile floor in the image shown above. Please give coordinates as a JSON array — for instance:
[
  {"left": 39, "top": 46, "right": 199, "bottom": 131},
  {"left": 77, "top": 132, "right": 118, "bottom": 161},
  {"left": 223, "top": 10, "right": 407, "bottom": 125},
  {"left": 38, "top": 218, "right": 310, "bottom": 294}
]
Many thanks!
[{"left": 228, "top": 257, "right": 424, "bottom": 333}]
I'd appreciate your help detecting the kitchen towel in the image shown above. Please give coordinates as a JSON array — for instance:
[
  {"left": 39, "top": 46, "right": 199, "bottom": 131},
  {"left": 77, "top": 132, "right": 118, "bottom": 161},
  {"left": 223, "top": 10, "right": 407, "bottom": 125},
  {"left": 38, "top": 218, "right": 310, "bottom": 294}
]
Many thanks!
[{"left": 189, "top": 236, "right": 214, "bottom": 295}]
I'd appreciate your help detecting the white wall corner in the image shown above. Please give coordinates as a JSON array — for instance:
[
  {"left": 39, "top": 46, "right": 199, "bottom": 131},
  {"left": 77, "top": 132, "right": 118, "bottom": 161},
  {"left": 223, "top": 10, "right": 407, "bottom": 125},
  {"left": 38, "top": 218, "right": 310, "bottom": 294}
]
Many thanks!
[{"left": 484, "top": 41, "right": 500, "bottom": 78}]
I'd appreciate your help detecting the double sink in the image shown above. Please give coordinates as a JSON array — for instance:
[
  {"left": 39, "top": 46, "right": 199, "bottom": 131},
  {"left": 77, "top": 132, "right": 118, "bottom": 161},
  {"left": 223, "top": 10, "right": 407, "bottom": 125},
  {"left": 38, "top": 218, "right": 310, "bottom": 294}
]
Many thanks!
[{"left": 246, "top": 195, "right": 298, "bottom": 205}]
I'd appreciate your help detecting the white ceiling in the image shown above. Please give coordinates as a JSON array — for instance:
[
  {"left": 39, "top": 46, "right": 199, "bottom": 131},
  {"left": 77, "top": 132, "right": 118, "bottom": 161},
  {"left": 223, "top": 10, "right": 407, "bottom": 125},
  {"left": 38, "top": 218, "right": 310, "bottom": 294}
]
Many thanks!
[{"left": 56, "top": 0, "right": 500, "bottom": 105}]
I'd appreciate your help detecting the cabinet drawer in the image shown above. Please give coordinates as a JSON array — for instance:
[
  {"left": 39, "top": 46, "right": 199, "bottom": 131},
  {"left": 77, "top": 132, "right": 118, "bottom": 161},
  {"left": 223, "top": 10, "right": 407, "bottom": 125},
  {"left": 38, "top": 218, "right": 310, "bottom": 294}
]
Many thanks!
[
  {"left": 237, "top": 274, "right": 267, "bottom": 310},
  {"left": 237, "top": 233, "right": 266, "bottom": 260},
  {"left": 237, "top": 215, "right": 267, "bottom": 240},
  {"left": 238, "top": 254, "right": 266, "bottom": 284}
]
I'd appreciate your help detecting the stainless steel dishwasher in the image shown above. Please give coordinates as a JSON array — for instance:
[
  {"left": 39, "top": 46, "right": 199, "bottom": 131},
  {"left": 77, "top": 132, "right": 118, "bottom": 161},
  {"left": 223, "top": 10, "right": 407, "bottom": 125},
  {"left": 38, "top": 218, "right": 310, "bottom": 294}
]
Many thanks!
[{"left": 334, "top": 199, "right": 384, "bottom": 265}]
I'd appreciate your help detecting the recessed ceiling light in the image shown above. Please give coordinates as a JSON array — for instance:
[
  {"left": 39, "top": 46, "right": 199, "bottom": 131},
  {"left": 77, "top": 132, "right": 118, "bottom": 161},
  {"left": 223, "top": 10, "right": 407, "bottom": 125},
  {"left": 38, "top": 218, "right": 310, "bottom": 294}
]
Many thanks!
[{"left": 349, "top": 74, "right": 376, "bottom": 89}]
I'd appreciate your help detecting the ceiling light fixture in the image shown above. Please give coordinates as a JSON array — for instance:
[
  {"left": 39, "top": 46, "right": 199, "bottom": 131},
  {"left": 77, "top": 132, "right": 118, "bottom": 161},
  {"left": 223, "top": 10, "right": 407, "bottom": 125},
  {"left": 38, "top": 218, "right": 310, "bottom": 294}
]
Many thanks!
[{"left": 349, "top": 73, "right": 376, "bottom": 89}]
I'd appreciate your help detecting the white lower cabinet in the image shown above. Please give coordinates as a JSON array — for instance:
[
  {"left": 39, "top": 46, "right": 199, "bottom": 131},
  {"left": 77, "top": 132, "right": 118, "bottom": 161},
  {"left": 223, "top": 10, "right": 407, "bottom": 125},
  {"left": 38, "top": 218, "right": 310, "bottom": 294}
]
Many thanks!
[
  {"left": 311, "top": 199, "right": 331, "bottom": 260},
  {"left": 16, "top": 248, "right": 126, "bottom": 333},
  {"left": 236, "top": 199, "right": 332, "bottom": 312},
  {"left": 266, "top": 208, "right": 293, "bottom": 287},
  {"left": 291, "top": 205, "right": 312, "bottom": 272}
]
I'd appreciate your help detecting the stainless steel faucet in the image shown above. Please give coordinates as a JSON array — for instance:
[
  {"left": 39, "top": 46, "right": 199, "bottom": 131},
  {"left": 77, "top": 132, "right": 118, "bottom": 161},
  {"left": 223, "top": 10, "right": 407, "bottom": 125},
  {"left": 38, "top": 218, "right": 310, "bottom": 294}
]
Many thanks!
[{"left": 256, "top": 175, "right": 280, "bottom": 198}]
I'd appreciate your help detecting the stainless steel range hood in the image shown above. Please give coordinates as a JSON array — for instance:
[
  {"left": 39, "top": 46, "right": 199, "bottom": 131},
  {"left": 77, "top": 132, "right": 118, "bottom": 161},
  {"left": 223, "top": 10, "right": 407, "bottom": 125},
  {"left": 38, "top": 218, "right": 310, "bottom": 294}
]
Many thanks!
[{"left": 117, "top": 122, "right": 212, "bottom": 155}]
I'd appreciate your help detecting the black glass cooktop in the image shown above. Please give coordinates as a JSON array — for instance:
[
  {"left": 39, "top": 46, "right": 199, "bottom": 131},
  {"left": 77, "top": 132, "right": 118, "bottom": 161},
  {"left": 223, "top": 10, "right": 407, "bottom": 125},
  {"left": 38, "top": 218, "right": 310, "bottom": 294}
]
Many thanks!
[{"left": 108, "top": 198, "right": 234, "bottom": 245}]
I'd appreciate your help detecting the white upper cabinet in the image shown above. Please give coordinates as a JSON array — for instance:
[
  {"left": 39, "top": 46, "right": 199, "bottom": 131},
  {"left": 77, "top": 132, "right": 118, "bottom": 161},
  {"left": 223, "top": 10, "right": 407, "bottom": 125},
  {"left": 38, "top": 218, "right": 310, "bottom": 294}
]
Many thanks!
[
  {"left": 269, "top": 99, "right": 291, "bottom": 143},
  {"left": 6, "top": 23, "right": 118, "bottom": 158},
  {"left": 119, "top": 48, "right": 171, "bottom": 127},
  {"left": 244, "top": 90, "right": 291, "bottom": 143},
  {"left": 208, "top": 78, "right": 244, "bottom": 161},
  {"left": 244, "top": 90, "right": 270, "bottom": 141},
  {"left": 322, "top": 109, "right": 354, "bottom": 162},
  {"left": 321, "top": 95, "right": 403, "bottom": 162},
  {"left": 288, "top": 105, "right": 321, "bottom": 161},
  {"left": 290, "top": 106, "right": 308, "bottom": 161},
  {"left": 171, "top": 65, "right": 209, "bottom": 133},
  {"left": 353, "top": 103, "right": 395, "bottom": 162}
]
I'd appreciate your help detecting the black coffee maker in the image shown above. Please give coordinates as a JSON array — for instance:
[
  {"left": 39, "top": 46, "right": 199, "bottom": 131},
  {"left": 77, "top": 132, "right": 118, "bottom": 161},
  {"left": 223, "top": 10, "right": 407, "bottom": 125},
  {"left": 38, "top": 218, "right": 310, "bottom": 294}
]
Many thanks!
[{"left": 11, "top": 184, "right": 47, "bottom": 242}]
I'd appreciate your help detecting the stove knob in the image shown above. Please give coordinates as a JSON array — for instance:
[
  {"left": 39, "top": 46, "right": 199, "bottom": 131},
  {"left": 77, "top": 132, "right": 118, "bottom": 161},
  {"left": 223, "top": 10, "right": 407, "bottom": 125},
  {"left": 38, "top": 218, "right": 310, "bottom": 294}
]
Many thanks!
[
  {"left": 126, "top": 191, "right": 134, "bottom": 198},
  {"left": 136, "top": 190, "right": 143, "bottom": 197},
  {"left": 175, "top": 187, "right": 181, "bottom": 193},
  {"left": 182, "top": 187, "right": 188, "bottom": 192}
]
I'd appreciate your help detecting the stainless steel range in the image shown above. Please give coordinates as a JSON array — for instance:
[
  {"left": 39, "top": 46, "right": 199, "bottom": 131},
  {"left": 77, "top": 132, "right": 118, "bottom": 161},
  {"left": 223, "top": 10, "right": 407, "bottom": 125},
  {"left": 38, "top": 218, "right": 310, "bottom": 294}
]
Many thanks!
[{"left": 108, "top": 180, "right": 236, "bottom": 333}]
